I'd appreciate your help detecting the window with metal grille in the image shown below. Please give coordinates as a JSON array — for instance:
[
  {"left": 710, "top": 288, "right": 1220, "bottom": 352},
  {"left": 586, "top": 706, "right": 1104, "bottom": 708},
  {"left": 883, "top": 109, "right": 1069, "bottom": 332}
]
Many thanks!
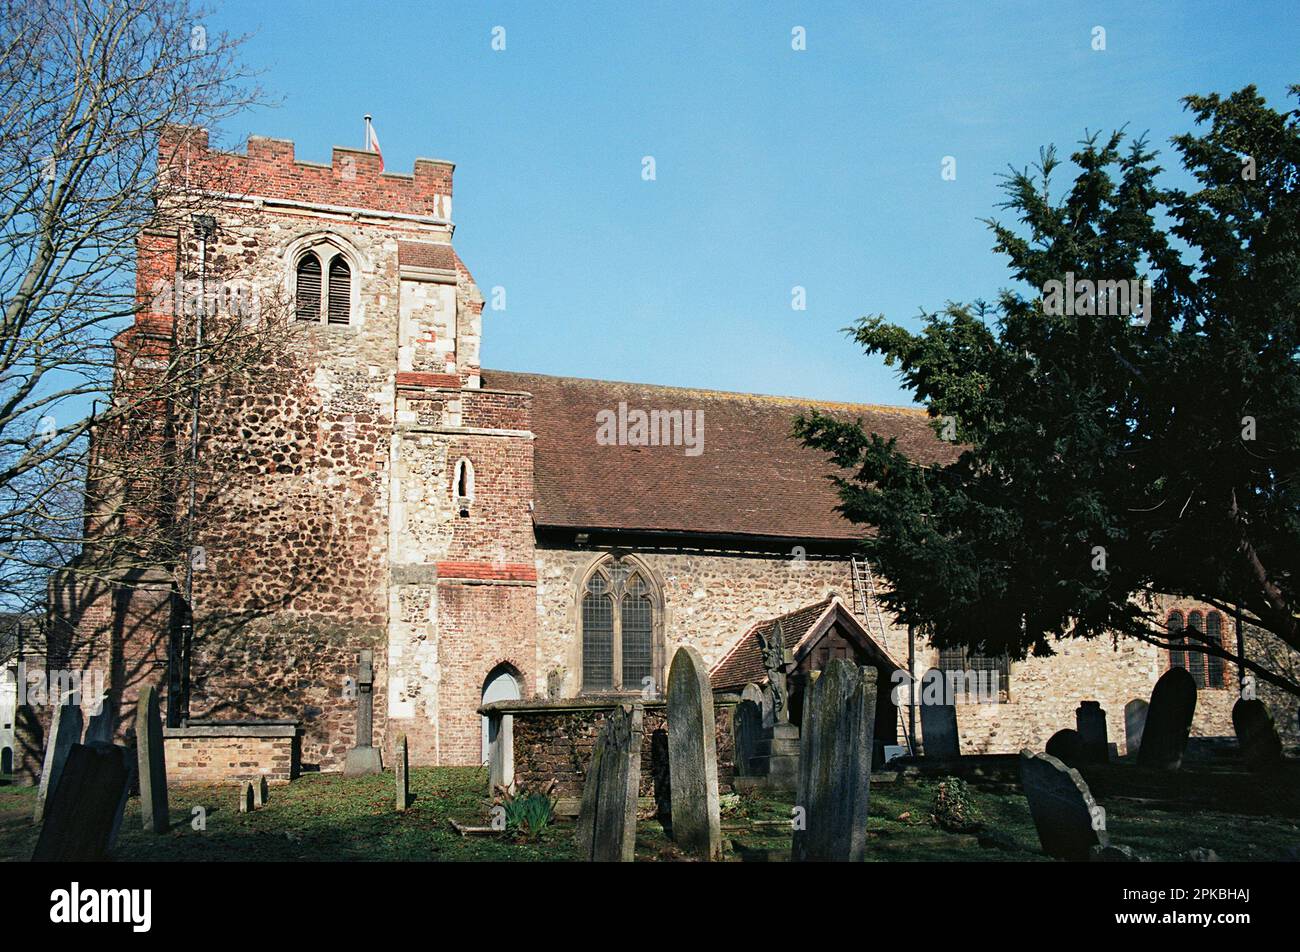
[
  {"left": 1205, "top": 612, "right": 1225, "bottom": 688},
  {"left": 937, "top": 645, "right": 1009, "bottom": 702},
  {"left": 621, "top": 577, "right": 654, "bottom": 690},
  {"left": 1166, "top": 610, "right": 1186, "bottom": 671},
  {"left": 1168, "top": 609, "right": 1226, "bottom": 689},
  {"left": 579, "top": 556, "right": 661, "bottom": 695},
  {"left": 327, "top": 256, "right": 351, "bottom": 324},
  {"left": 581, "top": 575, "right": 614, "bottom": 691},
  {"left": 1185, "top": 611, "right": 1206, "bottom": 685},
  {"left": 295, "top": 253, "right": 321, "bottom": 321}
]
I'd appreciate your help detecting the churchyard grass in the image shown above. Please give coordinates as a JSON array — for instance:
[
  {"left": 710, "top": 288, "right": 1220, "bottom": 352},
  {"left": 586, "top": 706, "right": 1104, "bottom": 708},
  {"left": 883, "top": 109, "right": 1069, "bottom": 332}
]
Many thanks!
[{"left": 1, "top": 762, "right": 1296, "bottom": 861}]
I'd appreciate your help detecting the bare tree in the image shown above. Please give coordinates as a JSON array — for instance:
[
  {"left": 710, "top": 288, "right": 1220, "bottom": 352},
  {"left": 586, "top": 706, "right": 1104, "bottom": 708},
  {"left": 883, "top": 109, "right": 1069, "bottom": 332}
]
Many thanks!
[{"left": 0, "top": 0, "right": 290, "bottom": 618}]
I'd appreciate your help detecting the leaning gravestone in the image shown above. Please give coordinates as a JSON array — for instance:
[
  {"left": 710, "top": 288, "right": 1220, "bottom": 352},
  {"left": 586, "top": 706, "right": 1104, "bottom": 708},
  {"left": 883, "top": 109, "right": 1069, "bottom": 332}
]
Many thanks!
[
  {"left": 1137, "top": 668, "right": 1197, "bottom": 770},
  {"left": 34, "top": 700, "right": 84, "bottom": 823},
  {"left": 1045, "top": 728, "right": 1084, "bottom": 768},
  {"left": 792, "top": 660, "right": 878, "bottom": 862},
  {"left": 732, "top": 683, "right": 764, "bottom": 778},
  {"left": 252, "top": 775, "right": 269, "bottom": 809},
  {"left": 31, "top": 743, "right": 132, "bottom": 862},
  {"left": 575, "top": 703, "right": 643, "bottom": 862},
  {"left": 1124, "top": 699, "right": 1148, "bottom": 758},
  {"left": 666, "top": 646, "right": 722, "bottom": 861},
  {"left": 238, "top": 781, "right": 255, "bottom": 814},
  {"left": 136, "top": 686, "right": 169, "bottom": 833},
  {"left": 920, "top": 693, "right": 960, "bottom": 759},
  {"left": 1075, "top": 701, "right": 1109, "bottom": 765},
  {"left": 395, "top": 733, "right": 410, "bottom": 811},
  {"left": 1232, "top": 698, "right": 1283, "bottom": 769},
  {"left": 1019, "top": 749, "right": 1109, "bottom": 861}
]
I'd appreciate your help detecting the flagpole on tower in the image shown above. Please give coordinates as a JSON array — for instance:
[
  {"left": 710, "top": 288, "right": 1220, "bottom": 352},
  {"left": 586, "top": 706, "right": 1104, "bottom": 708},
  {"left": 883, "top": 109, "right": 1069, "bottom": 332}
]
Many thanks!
[{"left": 363, "top": 113, "right": 371, "bottom": 148}]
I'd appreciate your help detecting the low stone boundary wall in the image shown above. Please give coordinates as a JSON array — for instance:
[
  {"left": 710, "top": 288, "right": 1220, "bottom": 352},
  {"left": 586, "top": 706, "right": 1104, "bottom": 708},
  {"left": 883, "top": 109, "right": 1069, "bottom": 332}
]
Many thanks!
[
  {"left": 163, "top": 720, "right": 302, "bottom": 785},
  {"left": 479, "top": 695, "right": 739, "bottom": 803}
]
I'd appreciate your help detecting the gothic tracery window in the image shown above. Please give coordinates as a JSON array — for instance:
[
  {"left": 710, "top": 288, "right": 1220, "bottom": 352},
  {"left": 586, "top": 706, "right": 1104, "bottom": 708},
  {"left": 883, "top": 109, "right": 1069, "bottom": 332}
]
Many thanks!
[{"left": 579, "top": 555, "right": 662, "bottom": 694}]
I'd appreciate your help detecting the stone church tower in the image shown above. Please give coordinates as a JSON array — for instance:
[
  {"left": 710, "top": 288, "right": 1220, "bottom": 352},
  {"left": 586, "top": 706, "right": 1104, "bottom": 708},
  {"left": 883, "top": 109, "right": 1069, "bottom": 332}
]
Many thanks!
[{"left": 55, "top": 127, "right": 536, "bottom": 768}]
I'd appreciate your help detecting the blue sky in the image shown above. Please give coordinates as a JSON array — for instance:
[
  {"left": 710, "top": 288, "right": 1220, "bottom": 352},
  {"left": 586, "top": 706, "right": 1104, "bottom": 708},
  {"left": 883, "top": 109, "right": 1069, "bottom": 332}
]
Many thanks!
[{"left": 208, "top": 1, "right": 1299, "bottom": 406}]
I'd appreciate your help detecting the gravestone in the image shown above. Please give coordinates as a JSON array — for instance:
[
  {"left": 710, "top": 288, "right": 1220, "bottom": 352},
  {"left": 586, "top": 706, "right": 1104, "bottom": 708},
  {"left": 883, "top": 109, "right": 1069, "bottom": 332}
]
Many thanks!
[
  {"left": 666, "top": 646, "right": 722, "bottom": 861},
  {"left": 1019, "top": 749, "right": 1109, "bottom": 861},
  {"left": 759, "top": 684, "right": 775, "bottom": 729},
  {"left": 12, "top": 703, "right": 44, "bottom": 786},
  {"left": 1075, "top": 701, "right": 1109, "bottom": 764},
  {"left": 252, "top": 775, "right": 269, "bottom": 808},
  {"left": 1232, "top": 698, "right": 1283, "bottom": 769},
  {"left": 1124, "top": 699, "right": 1148, "bottom": 757},
  {"left": 920, "top": 696, "right": 960, "bottom": 759},
  {"left": 31, "top": 743, "right": 132, "bottom": 862},
  {"left": 84, "top": 704, "right": 114, "bottom": 746},
  {"left": 343, "top": 649, "right": 383, "bottom": 776},
  {"left": 395, "top": 733, "right": 410, "bottom": 810},
  {"left": 575, "top": 702, "right": 642, "bottom": 862},
  {"left": 792, "top": 660, "right": 877, "bottom": 862},
  {"left": 136, "top": 686, "right": 169, "bottom": 833},
  {"left": 1137, "top": 668, "right": 1197, "bottom": 770},
  {"left": 1045, "top": 728, "right": 1084, "bottom": 768},
  {"left": 34, "top": 700, "right": 84, "bottom": 823},
  {"left": 732, "top": 683, "right": 764, "bottom": 778},
  {"left": 238, "top": 781, "right": 255, "bottom": 813}
]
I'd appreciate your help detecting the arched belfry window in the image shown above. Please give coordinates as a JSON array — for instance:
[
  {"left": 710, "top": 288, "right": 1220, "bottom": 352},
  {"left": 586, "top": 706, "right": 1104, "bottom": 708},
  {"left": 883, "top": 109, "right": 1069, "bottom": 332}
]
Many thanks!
[
  {"left": 579, "top": 555, "right": 663, "bottom": 695},
  {"left": 290, "top": 238, "right": 358, "bottom": 326},
  {"left": 328, "top": 256, "right": 351, "bottom": 324},
  {"left": 295, "top": 253, "right": 321, "bottom": 320}
]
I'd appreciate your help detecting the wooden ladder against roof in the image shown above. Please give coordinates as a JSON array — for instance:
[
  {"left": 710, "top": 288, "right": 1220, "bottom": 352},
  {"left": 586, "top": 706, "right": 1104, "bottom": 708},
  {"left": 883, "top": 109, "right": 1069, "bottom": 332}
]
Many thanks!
[{"left": 850, "top": 556, "right": 915, "bottom": 756}]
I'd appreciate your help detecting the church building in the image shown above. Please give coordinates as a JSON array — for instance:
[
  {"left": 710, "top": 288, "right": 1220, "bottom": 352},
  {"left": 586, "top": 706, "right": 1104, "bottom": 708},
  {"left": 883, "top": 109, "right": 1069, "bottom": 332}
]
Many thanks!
[{"left": 47, "top": 127, "right": 1249, "bottom": 781}]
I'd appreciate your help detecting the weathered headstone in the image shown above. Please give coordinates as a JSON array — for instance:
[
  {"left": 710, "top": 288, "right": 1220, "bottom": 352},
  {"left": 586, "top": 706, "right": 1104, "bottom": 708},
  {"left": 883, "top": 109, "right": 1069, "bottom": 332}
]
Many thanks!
[
  {"left": 31, "top": 743, "right": 132, "bottom": 862},
  {"left": 792, "top": 660, "right": 877, "bottom": 862},
  {"left": 575, "top": 702, "right": 642, "bottom": 862},
  {"left": 1232, "top": 698, "right": 1283, "bottom": 769},
  {"left": 759, "top": 684, "right": 775, "bottom": 729},
  {"left": 666, "top": 646, "right": 722, "bottom": 861},
  {"left": 238, "top": 781, "right": 255, "bottom": 814},
  {"left": 1124, "top": 698, "right": 1148, "bottom": 757},
  {"left": 1137, "top": 668, "right": 1197, "bottom": 770},
  {"left": 920, "top": 696, "right": 960, "bottom": 758},
  {"left": 12, "top": 703, "right": 44, "bottom": 786},
  {"left": 252, "top": 775, "right": 269, "bottom": 808},
  {"left": 1045, "top": 728, "right": 1084, "bottom": 768},
  {"left": 732, "top": 683, "right": 764, "bottom": 778},
  {"left": 136, "top": 685, "right": 169, "bottom": 833},
  {"left": 344, "top": 649, "right": 383, "bottom": 776},
  {"left": 395, "top": 733, "right": 410, "bottom": 811},
  {"left": 34, "top": 700, "right": 84, "bottom": 823},
  {"left": 1075, "top": 701, "right": 1109, "bottom": 764},
  {"left": 84, "top": 703, "right": 115, "bottom": 746},
  {"left": 1019, "top": 749, "right": 1109, "bottom": 861}
]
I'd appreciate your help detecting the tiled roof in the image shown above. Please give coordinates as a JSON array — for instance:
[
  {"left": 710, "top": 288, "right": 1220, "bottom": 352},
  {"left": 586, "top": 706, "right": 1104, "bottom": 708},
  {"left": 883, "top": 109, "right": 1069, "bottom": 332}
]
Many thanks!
[
  {"left": 398, "top": 241, "right": 456, "bottom": 270},
  {"left": 709, "top": 597, "right": 837, "bottom": 690},
  {"left": 481, "top": 369, "right": 953, "bottom": 541},
  {"left": 709, "top": 596, "right": 906, "bottom": 691}
]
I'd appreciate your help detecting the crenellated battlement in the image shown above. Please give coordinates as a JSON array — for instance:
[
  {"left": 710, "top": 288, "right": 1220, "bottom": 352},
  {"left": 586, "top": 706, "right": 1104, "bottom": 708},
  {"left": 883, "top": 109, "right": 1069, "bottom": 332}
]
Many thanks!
[{"left": 158, "top": 126, "right": 454, "bottom": 221}]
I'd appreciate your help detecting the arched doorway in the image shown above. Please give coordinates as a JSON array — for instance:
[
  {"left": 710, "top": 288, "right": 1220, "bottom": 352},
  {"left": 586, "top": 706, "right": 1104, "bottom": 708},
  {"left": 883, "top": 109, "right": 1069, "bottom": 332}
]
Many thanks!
[{"left": 481, "top": 665, "right": 521, "bottom": 785}]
